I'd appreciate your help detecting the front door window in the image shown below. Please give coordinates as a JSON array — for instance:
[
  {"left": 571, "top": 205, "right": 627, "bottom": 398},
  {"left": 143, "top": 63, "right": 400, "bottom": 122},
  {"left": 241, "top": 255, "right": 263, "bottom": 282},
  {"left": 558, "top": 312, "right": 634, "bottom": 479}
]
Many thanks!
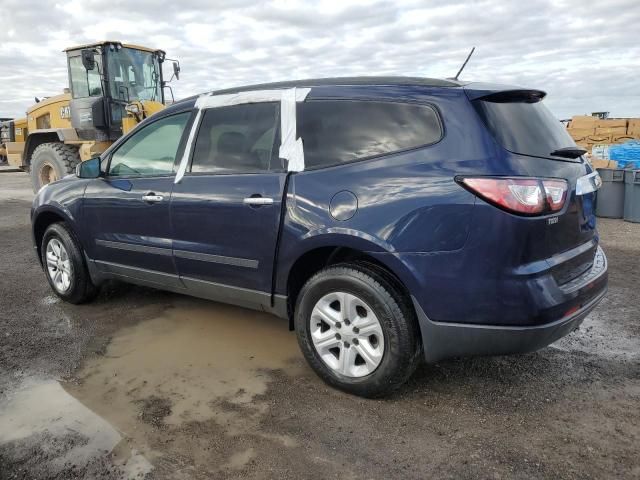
[{"left": 108, "top": 112, "right": 189, "bottom": 177}]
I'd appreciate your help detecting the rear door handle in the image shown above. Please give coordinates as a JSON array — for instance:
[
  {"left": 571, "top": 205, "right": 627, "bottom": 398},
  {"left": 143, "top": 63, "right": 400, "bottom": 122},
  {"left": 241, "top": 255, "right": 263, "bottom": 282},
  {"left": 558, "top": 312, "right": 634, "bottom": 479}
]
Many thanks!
[
  {"left": 243, "top": 197, "right": 274, "bottom": 206},
  {"left": 142, "top": 193, "right": 164, "bottom": 203}
]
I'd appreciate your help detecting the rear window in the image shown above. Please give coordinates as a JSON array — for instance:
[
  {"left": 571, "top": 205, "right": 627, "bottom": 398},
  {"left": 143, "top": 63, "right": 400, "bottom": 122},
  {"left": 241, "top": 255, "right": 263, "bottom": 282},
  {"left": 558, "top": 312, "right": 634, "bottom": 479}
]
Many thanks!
[
  {"left": 190, "top": 102, "right": 280, "bottom": 174},
  {"left": 473, "top": 91, "right": 579, "bottom": 161},
  {"left": 298, "top": 100, "right": 442, "bottom": 169}
]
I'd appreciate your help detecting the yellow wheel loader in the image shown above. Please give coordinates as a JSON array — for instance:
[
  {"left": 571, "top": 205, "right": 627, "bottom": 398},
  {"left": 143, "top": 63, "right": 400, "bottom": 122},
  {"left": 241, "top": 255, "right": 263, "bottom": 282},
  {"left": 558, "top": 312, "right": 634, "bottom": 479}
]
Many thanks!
[
  {"left": 0, "top": 117, "right": 12, "bottom": 163},
  {"left": 2, "top": 41, "right": 180, "bottom": 191}
]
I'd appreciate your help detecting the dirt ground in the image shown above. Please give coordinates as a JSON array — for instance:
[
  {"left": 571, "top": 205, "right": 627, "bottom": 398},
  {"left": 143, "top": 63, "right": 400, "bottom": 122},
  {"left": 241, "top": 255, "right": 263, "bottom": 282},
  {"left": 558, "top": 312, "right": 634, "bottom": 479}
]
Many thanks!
[{"left": 0, "top": 171, "right": 638, "bottom": 480}]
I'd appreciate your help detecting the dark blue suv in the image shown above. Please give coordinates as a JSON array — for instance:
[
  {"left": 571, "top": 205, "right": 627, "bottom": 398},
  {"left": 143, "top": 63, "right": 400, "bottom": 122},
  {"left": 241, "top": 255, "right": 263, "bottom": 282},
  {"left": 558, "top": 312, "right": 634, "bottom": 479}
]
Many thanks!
[{"left": 31, "top": 77, "right": 608, "bottom": 397}]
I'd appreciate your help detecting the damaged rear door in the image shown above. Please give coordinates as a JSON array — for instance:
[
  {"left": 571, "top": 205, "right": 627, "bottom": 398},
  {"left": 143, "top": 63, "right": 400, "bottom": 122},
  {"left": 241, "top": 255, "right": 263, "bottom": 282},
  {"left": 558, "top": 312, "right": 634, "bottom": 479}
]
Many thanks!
[{"left": 170, "top": 101, "right": 287, "bottom": 308}]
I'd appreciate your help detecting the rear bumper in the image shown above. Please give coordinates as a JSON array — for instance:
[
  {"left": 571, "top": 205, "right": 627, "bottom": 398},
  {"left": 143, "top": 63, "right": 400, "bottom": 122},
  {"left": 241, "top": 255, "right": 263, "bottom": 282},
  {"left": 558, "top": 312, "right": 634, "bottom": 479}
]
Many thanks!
[{"left": 415, "top": 247, "right": 608, "bottom": 363}]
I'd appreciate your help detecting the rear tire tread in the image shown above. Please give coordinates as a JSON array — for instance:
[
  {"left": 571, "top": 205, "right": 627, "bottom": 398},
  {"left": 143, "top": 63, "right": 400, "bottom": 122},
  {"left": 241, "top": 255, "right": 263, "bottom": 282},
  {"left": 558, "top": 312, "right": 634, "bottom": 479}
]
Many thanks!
[{"left": 295, "top": 262, "right": 420, "bottom": 398}]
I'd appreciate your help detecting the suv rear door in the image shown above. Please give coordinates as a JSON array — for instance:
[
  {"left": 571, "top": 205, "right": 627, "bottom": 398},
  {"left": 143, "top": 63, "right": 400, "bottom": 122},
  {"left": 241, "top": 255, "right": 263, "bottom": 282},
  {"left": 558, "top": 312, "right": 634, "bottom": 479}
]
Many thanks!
[{"left": 170, "top": 101, "right": 286, "bottom": 308}]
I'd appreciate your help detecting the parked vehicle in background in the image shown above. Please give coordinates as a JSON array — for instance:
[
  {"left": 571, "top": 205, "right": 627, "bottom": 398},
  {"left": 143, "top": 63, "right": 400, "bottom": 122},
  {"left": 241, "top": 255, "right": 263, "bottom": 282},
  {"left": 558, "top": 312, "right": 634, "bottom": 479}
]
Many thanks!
[{"left": 30, "top": 77, "right": 608, "bottom": 397}]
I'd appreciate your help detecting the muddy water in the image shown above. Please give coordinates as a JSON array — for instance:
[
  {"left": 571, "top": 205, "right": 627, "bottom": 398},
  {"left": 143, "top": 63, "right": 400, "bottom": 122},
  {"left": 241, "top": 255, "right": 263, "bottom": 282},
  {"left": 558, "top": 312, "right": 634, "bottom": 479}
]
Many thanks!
[
  {"left": 62, "top": 298, "right": 303, "bottom": 469},
  {"left": 0, "top": 378, "right": 153, "bottom": 478}
]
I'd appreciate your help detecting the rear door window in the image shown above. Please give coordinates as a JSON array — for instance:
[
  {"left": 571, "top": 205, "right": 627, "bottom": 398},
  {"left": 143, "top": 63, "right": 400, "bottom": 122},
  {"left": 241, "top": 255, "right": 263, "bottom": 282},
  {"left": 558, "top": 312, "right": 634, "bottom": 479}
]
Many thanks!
[
  {"left": 297, "top": 100, "right": 442, "bottom": 169},
  {"left": 190, "top": 102, "right": 280, "bottom": 174},
  {"left": 473, "top": 91, "right": 580, "bottom": 161}
]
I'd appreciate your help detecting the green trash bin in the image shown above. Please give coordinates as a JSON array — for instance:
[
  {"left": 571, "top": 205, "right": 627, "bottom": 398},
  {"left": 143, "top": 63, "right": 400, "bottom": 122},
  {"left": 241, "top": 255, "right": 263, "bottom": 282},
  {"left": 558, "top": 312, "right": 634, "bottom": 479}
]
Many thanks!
[
  {"left": 595, "top": 168, "right": 625, "bottom": 218},
  {"left": 624, "top": 169, "right": 640, "bottom": 223}
]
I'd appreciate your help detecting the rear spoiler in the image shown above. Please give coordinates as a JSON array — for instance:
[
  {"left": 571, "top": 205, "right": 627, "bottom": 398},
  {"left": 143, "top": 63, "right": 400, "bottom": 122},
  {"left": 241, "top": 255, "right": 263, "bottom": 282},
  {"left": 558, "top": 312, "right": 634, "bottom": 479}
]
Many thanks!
[{"left": 464, "top": 84, "right": 547, "bottom": 102}]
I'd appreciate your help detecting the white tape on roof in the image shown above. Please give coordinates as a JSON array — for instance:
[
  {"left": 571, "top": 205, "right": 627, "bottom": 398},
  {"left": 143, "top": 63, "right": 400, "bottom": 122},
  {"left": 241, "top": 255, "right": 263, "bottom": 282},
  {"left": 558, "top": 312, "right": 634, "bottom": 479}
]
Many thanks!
[{"left": 175, "top": 87, "right": 310, "bottom": 183}]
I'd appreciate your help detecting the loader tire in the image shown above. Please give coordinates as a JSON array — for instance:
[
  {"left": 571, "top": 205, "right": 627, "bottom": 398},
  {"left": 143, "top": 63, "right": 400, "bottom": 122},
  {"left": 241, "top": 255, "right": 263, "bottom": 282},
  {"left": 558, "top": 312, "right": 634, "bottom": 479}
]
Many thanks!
[{"left": 31, "top": 143, "right": 80, "bottom": 192}]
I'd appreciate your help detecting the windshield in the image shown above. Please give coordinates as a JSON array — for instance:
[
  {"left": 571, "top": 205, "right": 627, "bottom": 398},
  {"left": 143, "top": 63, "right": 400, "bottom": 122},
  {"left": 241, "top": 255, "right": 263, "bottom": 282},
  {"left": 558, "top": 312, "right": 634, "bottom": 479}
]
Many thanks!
[
  {"left": 473, "top": 92, "right": 579, "bottom": 161},
  {"left": 107, "top": 47, "right": 162, "bottom": 103}
]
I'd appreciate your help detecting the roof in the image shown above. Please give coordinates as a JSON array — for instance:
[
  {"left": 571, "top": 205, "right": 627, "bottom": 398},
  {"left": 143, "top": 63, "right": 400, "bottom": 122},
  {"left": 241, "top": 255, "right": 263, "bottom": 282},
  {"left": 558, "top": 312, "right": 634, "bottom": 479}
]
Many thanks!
[
  {"left": 166, "top": 77, "right": 543, "bottom": 116},
  {"left": 208, "top": 76, "right": 463, "bottom": 96},
  {"left": 64, "top": 41, "right": 163, "bottom": 54}
]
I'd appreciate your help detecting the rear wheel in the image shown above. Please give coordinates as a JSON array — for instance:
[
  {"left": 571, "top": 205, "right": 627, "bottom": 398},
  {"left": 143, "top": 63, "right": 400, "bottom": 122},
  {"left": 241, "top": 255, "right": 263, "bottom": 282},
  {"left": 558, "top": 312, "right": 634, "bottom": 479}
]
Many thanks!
[
  {"left": 41, "top": 222, "right": 97, "bottom": 304},
  {"left": 30, "top": 143, "right": 80, "bottom": 192},
  {"left": 295, "top": 263, "right": 420, "bottom": 398}
]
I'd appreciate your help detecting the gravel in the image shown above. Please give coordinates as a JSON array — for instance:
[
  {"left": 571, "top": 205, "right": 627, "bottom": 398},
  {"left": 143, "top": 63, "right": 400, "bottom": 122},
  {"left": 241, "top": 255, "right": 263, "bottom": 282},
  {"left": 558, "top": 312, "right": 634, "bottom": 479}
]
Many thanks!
[{"left": 0, "top": 172, "right": 638, "bottom": 479}]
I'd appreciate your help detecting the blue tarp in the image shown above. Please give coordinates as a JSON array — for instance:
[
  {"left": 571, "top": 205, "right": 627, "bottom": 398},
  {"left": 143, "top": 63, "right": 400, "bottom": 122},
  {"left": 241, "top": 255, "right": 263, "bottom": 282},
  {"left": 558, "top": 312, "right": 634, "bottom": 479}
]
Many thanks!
[{"left": 609, "top": 140, "right": 640, "bottom": 169}]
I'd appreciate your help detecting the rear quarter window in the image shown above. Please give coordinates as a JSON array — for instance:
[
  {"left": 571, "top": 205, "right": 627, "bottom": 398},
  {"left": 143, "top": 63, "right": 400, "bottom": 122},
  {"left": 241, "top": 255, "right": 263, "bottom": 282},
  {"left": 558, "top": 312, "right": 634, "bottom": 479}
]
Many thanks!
[{"left": 298, "top": 100, "right": 442, "bottom": 169}]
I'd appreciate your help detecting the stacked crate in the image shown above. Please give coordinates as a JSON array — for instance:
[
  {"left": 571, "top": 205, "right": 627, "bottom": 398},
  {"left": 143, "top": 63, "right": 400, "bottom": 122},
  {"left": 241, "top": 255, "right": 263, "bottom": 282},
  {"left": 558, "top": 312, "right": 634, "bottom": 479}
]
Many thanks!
[
  {"left": 567, "top": 116, "right": 640, "bottom": 152},
  {"left": 628, "top": 119, "right": 640, "bottom": 138}
]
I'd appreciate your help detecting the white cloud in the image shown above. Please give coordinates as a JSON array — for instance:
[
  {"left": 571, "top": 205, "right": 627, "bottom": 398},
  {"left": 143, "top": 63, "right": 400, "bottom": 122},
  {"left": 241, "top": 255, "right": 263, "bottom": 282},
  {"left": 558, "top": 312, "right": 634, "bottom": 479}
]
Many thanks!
[{"left": 0, "top": 0, "right": 638, "bottom": 119}]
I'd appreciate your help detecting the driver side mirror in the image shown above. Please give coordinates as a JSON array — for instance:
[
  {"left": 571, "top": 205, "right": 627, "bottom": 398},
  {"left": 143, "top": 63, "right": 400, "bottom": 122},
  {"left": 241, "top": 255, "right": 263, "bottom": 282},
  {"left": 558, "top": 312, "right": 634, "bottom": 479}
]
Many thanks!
[
  {"left": 172, "top": 61, "right": 180, "bottom": 80},
  {"left": 76, "top": 157, "right": 101, "bottom": 179},
  {"left": 81, "top": 49, "right": 96, "bottom": 70}
]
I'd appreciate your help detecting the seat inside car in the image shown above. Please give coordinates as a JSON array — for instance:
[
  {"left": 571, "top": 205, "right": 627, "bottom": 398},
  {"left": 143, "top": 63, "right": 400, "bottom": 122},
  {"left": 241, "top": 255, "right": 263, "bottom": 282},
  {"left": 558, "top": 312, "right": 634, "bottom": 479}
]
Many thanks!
[{"left": 215, "top": 131, "right": 247, "bottom": 170}]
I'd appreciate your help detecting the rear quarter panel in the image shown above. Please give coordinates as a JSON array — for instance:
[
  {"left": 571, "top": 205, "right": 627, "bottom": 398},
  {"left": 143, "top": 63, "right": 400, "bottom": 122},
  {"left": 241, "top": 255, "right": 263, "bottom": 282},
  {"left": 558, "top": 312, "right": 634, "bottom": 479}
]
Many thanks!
[{"left": 276, "top": 86, "right": 492, "bottom": 295}]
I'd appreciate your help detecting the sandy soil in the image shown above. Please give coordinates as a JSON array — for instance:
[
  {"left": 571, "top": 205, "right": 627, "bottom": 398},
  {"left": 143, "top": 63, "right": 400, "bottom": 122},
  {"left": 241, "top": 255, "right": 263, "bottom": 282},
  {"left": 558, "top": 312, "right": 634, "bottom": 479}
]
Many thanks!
[{"left": 0, "top": 172, "right": 638, "bottom": 479}]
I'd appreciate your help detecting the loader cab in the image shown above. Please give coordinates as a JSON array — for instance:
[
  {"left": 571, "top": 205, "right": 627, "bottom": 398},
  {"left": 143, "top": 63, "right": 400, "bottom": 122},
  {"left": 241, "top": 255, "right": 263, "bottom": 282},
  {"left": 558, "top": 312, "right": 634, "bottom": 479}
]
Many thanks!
[{"left": 65, "top": 41, "right": 166, "bottom": 141}]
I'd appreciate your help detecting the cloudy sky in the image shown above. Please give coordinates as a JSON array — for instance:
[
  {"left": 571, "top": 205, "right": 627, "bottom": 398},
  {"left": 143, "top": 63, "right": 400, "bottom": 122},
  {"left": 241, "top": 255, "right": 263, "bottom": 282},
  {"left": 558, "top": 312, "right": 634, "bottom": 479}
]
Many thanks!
[{"left": 1, "top": 0, "right": 639, "bottom": 120}]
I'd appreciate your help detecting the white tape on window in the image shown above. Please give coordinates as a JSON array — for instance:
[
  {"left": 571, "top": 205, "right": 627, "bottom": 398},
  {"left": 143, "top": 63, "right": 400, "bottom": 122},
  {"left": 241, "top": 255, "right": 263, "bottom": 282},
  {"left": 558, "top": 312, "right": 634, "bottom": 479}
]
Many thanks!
[
  {"left": 175, "top": 87, "right": 311, "bottom": 183},
  {"left": 175, "top": 107, "right": 202, "bottom": 184},
  {"left": 280, "top": 88, "right": 305, "bottom": 172}
]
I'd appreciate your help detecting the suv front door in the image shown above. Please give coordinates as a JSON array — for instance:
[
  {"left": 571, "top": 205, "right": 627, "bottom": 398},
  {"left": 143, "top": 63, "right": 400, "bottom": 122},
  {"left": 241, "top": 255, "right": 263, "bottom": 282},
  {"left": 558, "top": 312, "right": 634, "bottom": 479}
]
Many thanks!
[
  {"left": 82, "top": 111, "right": 190, "bottom": 288},
  {"left": 170, "top": 102, "right": 286, "bottom": 309}
]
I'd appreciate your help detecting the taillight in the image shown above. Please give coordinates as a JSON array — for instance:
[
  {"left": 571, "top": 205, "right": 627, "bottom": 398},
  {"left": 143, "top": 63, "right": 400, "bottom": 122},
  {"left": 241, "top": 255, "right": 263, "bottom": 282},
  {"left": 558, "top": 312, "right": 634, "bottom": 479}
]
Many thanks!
[{"left": 458, "top": 177, "right": 568, "bottom": 216}]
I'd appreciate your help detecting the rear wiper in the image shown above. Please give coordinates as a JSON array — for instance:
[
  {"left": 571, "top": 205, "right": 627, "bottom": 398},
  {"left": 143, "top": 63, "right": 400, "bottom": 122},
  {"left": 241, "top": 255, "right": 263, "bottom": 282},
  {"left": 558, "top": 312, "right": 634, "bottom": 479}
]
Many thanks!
[{"left": 550, "top": 147, "right": 587, "bottom": 159}]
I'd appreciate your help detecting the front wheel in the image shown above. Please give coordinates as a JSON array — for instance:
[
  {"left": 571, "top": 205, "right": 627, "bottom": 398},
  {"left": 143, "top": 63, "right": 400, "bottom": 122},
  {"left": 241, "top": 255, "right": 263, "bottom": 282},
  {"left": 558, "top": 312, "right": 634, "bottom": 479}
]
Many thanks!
[
  {"left": 41, "top": 222, "right": 97, "bottom": 304},
  {"left": 295, "top": 264, "right": 420, "bottom": 398}
]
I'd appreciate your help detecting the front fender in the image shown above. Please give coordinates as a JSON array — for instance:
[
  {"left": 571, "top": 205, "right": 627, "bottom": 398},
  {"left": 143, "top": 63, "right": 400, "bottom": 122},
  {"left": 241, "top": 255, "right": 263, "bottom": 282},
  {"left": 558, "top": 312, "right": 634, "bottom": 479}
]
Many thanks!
[{"left": 31, "top": 177, "right": 88, "bottom": 260}]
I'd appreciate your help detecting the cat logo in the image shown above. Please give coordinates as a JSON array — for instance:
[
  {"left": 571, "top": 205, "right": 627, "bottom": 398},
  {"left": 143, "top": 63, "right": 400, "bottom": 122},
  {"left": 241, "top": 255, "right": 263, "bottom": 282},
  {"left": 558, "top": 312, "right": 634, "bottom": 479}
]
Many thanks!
[{"left": 60, "top": 106, "right": 71, "bottom": 119}]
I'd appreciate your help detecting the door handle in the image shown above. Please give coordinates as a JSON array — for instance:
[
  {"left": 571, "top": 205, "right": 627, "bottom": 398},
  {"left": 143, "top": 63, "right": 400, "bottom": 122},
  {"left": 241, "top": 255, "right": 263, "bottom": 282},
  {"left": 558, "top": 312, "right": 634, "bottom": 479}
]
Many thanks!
[
  {"left": 142, "top": 193, "right": 164, "bottom": 203},
  {"left": 243, "top": 197, "right": 274, "bottom": 206}
]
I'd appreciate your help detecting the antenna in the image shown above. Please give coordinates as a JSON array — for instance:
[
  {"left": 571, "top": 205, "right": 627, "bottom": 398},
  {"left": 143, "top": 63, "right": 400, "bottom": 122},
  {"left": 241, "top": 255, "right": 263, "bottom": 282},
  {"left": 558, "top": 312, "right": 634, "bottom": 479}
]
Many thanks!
[{"left": 453, "top": 47, "right": 475, "bottom": 80}]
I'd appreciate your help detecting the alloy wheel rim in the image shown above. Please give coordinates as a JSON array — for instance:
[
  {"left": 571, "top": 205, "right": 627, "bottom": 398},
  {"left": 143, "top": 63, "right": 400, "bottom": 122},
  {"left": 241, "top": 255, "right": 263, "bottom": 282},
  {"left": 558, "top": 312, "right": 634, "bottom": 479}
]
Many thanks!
[
  {"left": 45, "top": 238, "right": 72, "bottom": 293},
  {"left": 310, "top": 291, "right": 385, "bottom": 378}
]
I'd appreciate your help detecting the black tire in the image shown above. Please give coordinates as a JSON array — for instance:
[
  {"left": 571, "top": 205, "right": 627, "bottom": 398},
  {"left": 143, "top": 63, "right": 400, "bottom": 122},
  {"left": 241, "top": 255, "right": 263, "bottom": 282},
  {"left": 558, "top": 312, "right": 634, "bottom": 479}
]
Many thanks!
[
  {"left": 295, "top": 263, "right": 421, "bottom": 398},
  {"left": 41, "top": 222, "right": 98, "bottom": 304},
  {"left": 30, "top": 143, "right": 80, "bottom": 192}
]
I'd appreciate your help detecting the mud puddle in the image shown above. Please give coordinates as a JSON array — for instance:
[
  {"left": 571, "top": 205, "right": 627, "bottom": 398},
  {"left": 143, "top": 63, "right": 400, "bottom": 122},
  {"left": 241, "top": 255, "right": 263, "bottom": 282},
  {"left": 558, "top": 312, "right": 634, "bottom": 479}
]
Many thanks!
[
  {"left": 62, "top": 298, "right": 304, "bottom": 472},
  {"left": 0, "top": 378, "right": 152, "bottom": 479}
]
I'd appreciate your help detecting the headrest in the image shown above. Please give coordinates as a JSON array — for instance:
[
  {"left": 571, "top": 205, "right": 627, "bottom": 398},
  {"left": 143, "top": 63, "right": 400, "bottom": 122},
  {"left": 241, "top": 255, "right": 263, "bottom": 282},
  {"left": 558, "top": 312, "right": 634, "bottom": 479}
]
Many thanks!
[{"left": 217, "top": 131, "right": 245, "bottom": 154}]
